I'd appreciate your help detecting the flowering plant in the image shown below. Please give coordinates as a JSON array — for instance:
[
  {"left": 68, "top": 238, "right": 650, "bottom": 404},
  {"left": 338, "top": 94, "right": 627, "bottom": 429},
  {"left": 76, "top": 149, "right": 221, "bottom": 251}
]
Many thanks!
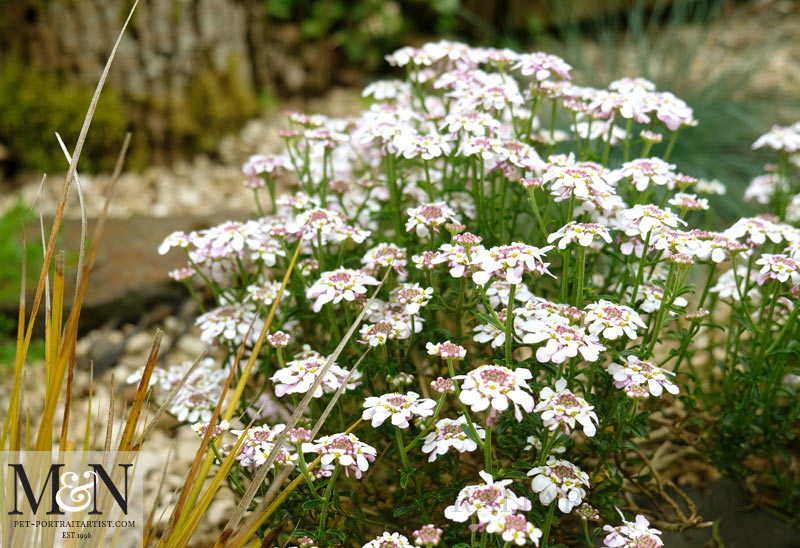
[{"left": 142, "top": 40, "right": 800, "bottom": 547}]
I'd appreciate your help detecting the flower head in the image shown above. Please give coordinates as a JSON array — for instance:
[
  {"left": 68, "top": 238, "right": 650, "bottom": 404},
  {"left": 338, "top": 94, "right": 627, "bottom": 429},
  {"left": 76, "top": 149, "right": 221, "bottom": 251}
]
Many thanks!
[
  {"left": 457, "top": 365, "right": 534, "bottom": 421},
  {"left": 603, "top": 511, "right": 664, "bottom": 548},
  {"left": 444, "top": 470, "right": 532, "bottom": 525},
  {"left": 472, "top": 243, "right": 553, "bottom": 285},
  {"left": 536, "top": 378, "right": 599, "bottom": 437},
  {"left": 271, "top": 352, "right": 359, "bottom": 398},
  {"left": 427, "top": 341, "right": 467, "bottom": 360},
  {"left": 306, "top": 268, "right": 380, "bottom": 312},
  {"left": 362, "top": 391, "right": 437, "bottom": 428},
  {"left": 412, "top": 525, "right": 443, "bottom": 547},
  {"left": 528, "top": 457, "right": 590, "bottom": 513},
  {"left": 607, "top": 355, "right": 679, "bottom": 398},
  {"left": 303, "top": 432, "right": 377, "bottom": 479},
  {"left": 583, "top": 300, "right": 647, "bottom": 340},
  {"left": 422, "top": 416, "right": 485, "bottom": 462},
  {"left": 363, "top": 532, "right": 414, "bottom": 548},
  {"left": 406, "top": 203, "right": 459, "bottom": 238},
  {"left": 486, "top": 514, "right": 543, "bottom": 546},
  {"left": 547, "top": 222, "right": 612, "bottom": 249}
]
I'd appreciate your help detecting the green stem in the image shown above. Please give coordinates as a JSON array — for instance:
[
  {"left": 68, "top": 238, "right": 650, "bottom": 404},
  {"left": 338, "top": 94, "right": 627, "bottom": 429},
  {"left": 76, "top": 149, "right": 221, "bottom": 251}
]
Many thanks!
[
  {"left": 447, "top": 358, "right": 485, "bottom": 449},
  {"left": 622, "top": 118, "right": 633, "bottom": 162},
  {"left": 540, "top": 503, "right": 557, "bottom": 548},
  {"left": 317, "top": 464, "right": 340, "bottom": 535},
  {"left": 630, "top": 230, "right": 652, "bottom": 304},
  {"left": 395, "top": 426, "right": 412, "bottom": 472},
  {"left": 662, "top": 129, "right": 679, "bottom": 161},
  {"left": 573, "top": 246, "right": 586, "bottom": 308},
  {"left": 484, "top": 424, "right": 493, "bottom": 474},
  {"left": 504, "top": 284, "right": 517, "bottom": 366}
]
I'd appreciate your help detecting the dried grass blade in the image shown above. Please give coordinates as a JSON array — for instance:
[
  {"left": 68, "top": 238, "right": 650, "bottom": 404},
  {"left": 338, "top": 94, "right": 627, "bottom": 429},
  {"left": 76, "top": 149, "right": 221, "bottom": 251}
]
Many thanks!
[
  {"left": 83, "top": 361, "right": 94, "bottom": 453},
  {"left": 20, "top": 1, "right": 139, "bottom": 386},
  {"left": 33, "top": 132, "right": 131, "bottom": 451},
  {"left": 55, "top": 132, "right": 88, "bottom": 290},
  {"left": 178, "top": 242, "right": 302, "bottom": 522},
  {"left": 117, "top": 330, "right": 163, "bottom": 453},
  {"left": 133, "top": 349, "right": 208, "bottom": 450},
  {"left": 221, "top": 267, "right": 388, "bottom": 539}
]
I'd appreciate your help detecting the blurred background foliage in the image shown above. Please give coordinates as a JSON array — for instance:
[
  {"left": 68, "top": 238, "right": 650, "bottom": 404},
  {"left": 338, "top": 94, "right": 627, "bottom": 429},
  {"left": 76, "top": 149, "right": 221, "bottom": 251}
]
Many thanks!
[{"left": 0, "top": 0, "right": 798, "bottom": 216}]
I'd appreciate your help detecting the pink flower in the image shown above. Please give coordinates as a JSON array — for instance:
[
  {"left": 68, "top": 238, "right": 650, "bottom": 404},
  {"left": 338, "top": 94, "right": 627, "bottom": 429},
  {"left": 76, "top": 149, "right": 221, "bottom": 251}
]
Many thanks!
[
  {"left": 412, "top": 525, "right": 443, "bottom": 547},
  {"left": 266, "top": 331, "right": 291, "bottom": 348},
  {"left": 426, "top": 341, "right": 467, "bottom": 360},
  {"left": 430, "top": 377, "right": 456, "bottom": 394}
]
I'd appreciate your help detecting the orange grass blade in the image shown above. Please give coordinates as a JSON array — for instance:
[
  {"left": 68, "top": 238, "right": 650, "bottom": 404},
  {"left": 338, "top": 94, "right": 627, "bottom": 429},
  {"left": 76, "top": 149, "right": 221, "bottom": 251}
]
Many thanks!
[
  {"left": 177, "top": 242, "right": 302, "bottom": 525},
  {"left": 33, "top": 133, "right": 131, "bottom": 451},
  {"left": 225, "top": 420, "right": 363, "bottom": 548},
  {"left": 117, "top": 330, "right": 163, "bottom": 452},
  {"left": 221, "top": 267, "right": 389, "bottom": 539},
  {"left": 19, "top": 2, "right": 139, "bottom": 400}
]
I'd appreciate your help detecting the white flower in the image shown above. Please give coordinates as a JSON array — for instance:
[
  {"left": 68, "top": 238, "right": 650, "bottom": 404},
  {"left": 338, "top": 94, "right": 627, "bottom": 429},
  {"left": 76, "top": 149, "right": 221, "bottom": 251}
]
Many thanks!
[
  {"left": 518, "top": 319, "right": 606, "bottom": 364},
  {"left": 421, "top": 417, "right": 485, "bottom": 462},
  {"left": 195, "top": 304, "right": 264, "bottom": 346},
  {"left": 547, "top": 222, "right": 612, "bottom": 249},
  {"left": 303, "top": 433, "right": 377, "bottom": 479},
  {"left": 610, "top": 157, "right": 677, "bottom": 191},
  {"left": 271, "top": 352, "right": 359, "bottom": 398},
  {"left": 391, "top": 283, "right": 434, "bottom": 314},
  {"left": 406, "top": 203, "right": 459, "bottom": 238},
  {"left": 457, "top": 364, "right": 534, "bottom": 421},
  {"left": 616, "top": 204, "right": 685, "bottom": 238},
  {"left": 363, "top": 532, "right": 414, "bottom": 548},
  {"left": 752, "top": 124, "right": 800, "bottom": 152},
  {"left": 426, "top": 341, "right": 467, "bottom": 359},
  {"left": 536, "top": 378, "right": 599, "bottom": 437},
  {"left": 528, "top": 457, "right": 590, "bottom": 513},
  {"left": 607, "top": 355, "right": 679, "bottom": 398},
  {"left": 756, "top": 254, "right": 800, "bottom": 285},
  {"left": 158, "top": 230, "right": 191, "bottom": 255},
  {"left": 603, "top": 510, "right": 664, "bottom": 547},
  {"left": 306, "top": 268, "right": 380, "bottom": 312},
  {"left": 487, "top": 514, "right": 543, "bottom": 546},
  {"left": 471, "top": 243, "right": 553, "bottom": 285},
  {"left": 583, "top": 300, "right": 647, "bottom": 340},
  {"left": 362, "top": 392, "right": 437, "bottom": 429},
  {"left": 444, "top": 470, "right": 532, "bottom": 525}
]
